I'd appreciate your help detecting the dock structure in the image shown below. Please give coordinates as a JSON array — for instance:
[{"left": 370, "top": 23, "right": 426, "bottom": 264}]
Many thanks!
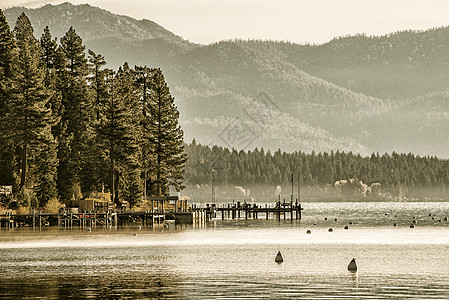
[
  {"left": 0, "top": 198, "right": 304, "bottom": 230},
  {"left": 193, "top": 200, "right": 303, "bottom": 221},
  {"left": 0, "top": 210, "right": 199, "bottom": 230}
]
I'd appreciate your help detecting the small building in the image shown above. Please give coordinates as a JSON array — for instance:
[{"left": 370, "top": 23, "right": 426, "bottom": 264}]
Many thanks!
[
  {"left": 78, "top": 192, "right": 113, "bottom": 213},
  {"left": 145, "top": 196, "right": 190, "bottom": 213}
]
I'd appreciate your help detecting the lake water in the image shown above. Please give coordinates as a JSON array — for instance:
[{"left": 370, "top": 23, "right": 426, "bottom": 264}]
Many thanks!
[{"left": 2, "top": 202, "right": 449, "bottom": 299}]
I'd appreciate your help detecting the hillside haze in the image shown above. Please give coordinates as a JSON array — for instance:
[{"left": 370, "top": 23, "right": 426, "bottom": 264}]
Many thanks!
[{"left": 5, "top": 3, "right": 449, "bottom": 157}]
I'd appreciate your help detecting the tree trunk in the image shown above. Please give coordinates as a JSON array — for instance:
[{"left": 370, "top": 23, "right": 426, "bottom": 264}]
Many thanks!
[
  {"left": 20, "top": 144, "right": 27, "bottom": 190},
  {"left": 110, "top": 161, "right": 114, "bottom": 205}
]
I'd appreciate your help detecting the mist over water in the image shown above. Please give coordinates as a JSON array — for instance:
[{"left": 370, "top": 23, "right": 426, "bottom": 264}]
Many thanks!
[{"left": 2, "top": 202, "right": 449, "bottom": 299}]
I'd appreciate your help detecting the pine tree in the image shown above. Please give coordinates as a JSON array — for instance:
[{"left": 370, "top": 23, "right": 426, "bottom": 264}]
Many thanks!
[
  {"left": 0, "top": 9, "right": 18, "bottom": 190},
  {"left": 143, "top": 68, "right": 187, "bottom": 196},
  {"left": 11, "top": 13, "right": 56, "bottom": 205},
  {"left": 98, "top": 64, "right": 141, "bottom": 206},
  {"left": 58, "top": 26, "right": 92, "bottom": 199},
  {"left": 134, "top": 65, "right": 153, "bottom": 199},
  {"left": 88, "top": 49, "right": 107, "bottom": 120}
]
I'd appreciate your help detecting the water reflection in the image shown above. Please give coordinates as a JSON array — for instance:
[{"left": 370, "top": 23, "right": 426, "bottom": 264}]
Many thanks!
[{"left": 2, "top": 202, "right": 449, "bottom": 298}]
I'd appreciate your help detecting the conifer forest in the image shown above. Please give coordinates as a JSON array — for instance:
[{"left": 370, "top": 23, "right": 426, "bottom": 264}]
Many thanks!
[{"left": 0, "top": 11, "right": 186, "bottom": 209}]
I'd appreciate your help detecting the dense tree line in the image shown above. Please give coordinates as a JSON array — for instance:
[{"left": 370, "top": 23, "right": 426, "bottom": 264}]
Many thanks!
[
  {"left": 185, "top": 140, "right": 449, "bottom": 196},
  {"left": 0, "top": 11, "right": 186, "bottom": 209}
]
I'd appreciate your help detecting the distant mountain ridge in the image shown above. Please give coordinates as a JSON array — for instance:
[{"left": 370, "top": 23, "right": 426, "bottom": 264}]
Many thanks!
[{"left": 4, "top": 3, "right": 449, "bottom": 157}]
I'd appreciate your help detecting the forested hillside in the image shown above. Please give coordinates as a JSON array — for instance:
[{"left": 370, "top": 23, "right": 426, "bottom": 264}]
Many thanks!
[
  {"left": 184, "top": 141, "right": 449, "bottom": 201},
  {"left": 7, "top": 3, "right": 449, "bottom": 157}
]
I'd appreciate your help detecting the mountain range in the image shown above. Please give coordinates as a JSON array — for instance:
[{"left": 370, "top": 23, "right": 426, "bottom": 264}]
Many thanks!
[{"left": 5, "top": 2, "right": 449, "bottom": 157}]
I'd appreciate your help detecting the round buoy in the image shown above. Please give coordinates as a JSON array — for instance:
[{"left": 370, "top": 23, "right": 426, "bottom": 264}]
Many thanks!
[
  {"left": 410, "top": 224, "right": 415, "bottom": 228},
  {"left": 349, "top": 221, "right": 353, "bottom": 225},
  {"left": 86, "top": 227, "right": 91, "bottom": 232},
  {"left": 137, "top": 225, "right": 142, "bottom": 230},
  {"left": 275, "top": 251, "right": 284, "bottom": 263},
  {"left": 334, "top": 218, "right": 338, "bottom": 222},
  {"left": 393, "top": 223, "right": 397, "bottom": 226},
  {"left": 344, "top": 226, "right": 349, "bottom": 230},
  {"left": 324, "top": 217, "right": 327, "bottom": 220},
  {"left": 429, "top": 213, "right": 432, "bottom": 217},
  {"left": 313, "top": 223, "right": 317, "bottom": 226},
  {"left": 413, "top": 220, "right": 417, "bottom": 224},
  {"left": 432, "top": 217, "right": 435, "bottom": 220},
  {"left": 348, "top": 258, "right": 357, "bottom": 272},
  {"left": 439, "top": 219, "right": 442, "bottom": 223},
  {"left": 306, "top": 230, "right": 311, "bottom": 234},
  {"left": 328, "top": 228, "right": 333, "bottom": 232},
  {"left": 444, "top": 217, "right": 448, "bottom": 222},
  {"left": 413, "top": 216, "right": 416, "bottom": 219},
  {"left": 133, "top": 233, "right": 138, "bottom": 236}
]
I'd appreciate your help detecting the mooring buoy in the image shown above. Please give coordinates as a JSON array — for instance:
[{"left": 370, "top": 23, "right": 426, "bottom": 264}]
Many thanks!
[
  {"left": 275, "top": 251, "right": 284, "bottom": 263},
  {"left": 348, "top": 258, "right": 357, "bottom": 272},
  {"left": 137, "top": 225, "right": 142, "bottom": 230},
  {"left": 328, "top": 228, "right": 333, "bottom": 232},
  {"left": 306, "top": 229, "right": 311, "bottom": 234},
  {"left": 344, "top": 226, "right": 349, "bottom": 230}
]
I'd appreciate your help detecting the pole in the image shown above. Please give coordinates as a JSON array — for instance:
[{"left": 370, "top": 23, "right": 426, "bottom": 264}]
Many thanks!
[{"left": 291, "top": 173, "right": 294, "bottom": 203}]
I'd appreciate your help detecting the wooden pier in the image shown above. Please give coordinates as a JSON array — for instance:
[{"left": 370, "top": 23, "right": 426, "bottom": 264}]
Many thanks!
[
  {"left": 0, "top": 210, "right": 196, "bottom": 230},
  {"left": 0, "top": 200, "right": 303, "bottom": 230},
  {"left": 193, "top": 200, "right": 303, "bottom": 221}
]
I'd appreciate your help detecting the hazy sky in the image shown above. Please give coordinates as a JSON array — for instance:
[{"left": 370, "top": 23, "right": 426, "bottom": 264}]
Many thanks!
[{"left": 2, "top": 0, "right": 449, "bottom": 44}]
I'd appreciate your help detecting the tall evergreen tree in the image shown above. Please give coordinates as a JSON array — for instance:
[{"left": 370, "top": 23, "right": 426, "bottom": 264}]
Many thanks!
[
  {"left": 0, "top": 9, "right": 18, "bottom": 190},
  {"left": 87, "top": 49, "right": 107, "bottom": 121},
  {"left": 11, "top": 13, "right": 56, "bottom": 205},
  {"left": 98, "top": 64, "right": 141, "bottom": 206},
  {"left": 143, "top": 69, "right": 187, "bottom": 196},
  {"left": 134, "top": 65, "right": 153, "bottom": 199},
  {"left": 58, "top": 26, "right": 92, "bottom": 199}
]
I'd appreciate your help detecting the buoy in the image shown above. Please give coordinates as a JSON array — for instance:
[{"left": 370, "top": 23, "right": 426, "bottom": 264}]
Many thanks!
[
  {"left": 410, "top": 224, "right": 415, "bottom": 228},
  {"left": 275, "top": 251, "right": 284, "bottom": 263},
  {"left": 429, "top": 213, "right": 432, "bottom": 217},
  {"left": 432, "top": 217, "right": 435, "bottom": 220},
  {"left": 344, "top": 226, "right": 349, "bottom": 230},
  {"left": 413, "top": 220, "right": 417, "bottom": 224},
  {"left": 334, "top": 218, "right": 338, "bottom": 221},
  {"left": 137, "top": 225, "right": 142, "bottom": 230},
  {"left": 348, "top": 258, "right": 357, "bottom": 272},
  {"left": 306, "top": 229, "right": 311, "bottom": 234},
  {"left": 349, "top": 221, "right": 353, "bottom": 225},
  {"left": 324, "top": 217, "right": 327, "bottom": 220},
  {"left": 439, "top": 219, "right": 442, "bottom": 222},
  {"left": 313, "top": 223, "right": 317, "bottom": 226},
  {"left": 133, "top": 233, "right": 138, "bottom": 236},
  {"left": 393, "top": 223, "right": 397, "bottom": 226},
  {"left": 328, "top": 228, "right": 333, "bottom": 232},
  {"left": 444, "top": 217, "right": 448, "bottom": 222},
  {"left": 86, "top": 227, "right": 91, "bottom": 232}
]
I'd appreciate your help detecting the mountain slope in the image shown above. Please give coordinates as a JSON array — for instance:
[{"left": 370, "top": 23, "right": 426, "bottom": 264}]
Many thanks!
[{"left": 4, "top": 3, "right": 449, "bottom": 157}]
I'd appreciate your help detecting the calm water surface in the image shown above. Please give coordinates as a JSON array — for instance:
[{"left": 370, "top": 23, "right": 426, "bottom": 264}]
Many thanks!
[{"left": 2, "top": 202, "right": 449, "bottom": 299}]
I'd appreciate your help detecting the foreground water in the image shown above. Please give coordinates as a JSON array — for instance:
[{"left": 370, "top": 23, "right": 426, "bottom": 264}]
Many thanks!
[{"left": 2, "top": 202, "right": 449, "bottom": 299}]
